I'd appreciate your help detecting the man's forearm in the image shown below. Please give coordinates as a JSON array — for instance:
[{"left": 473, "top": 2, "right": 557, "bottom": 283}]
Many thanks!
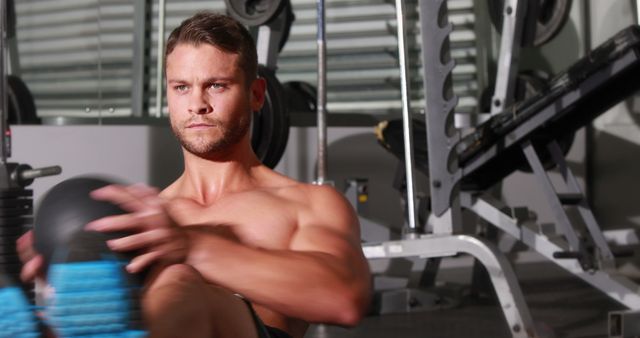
[{"left": 183, "top": 228, "right": 370, "bottom": 325}]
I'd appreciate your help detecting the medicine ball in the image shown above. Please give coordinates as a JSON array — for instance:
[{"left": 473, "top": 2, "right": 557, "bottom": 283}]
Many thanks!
[{"left": 34, "top": 176, "right": 129, "bottom": 270}]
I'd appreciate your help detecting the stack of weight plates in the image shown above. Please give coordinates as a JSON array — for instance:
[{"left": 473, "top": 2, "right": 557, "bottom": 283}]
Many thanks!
[{"left": 0, "top": 188, "right": 33, "bottom": 283}]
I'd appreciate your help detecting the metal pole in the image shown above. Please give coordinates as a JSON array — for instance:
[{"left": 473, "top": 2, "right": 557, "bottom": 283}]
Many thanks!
[
  {"left": 490, "top": 0, "right": 525, "bottom": 115},
  {"left": 636, "top": 0, "right": 640, "bottom": 25},
  {"left": 0, "top": 0, "right": 7, "bottom": 163},
  {"left": 315, "top": 0, "right": 329, "bottom": 185},
  {"left": 131, "top": 0, "right": 150, "bottom": 117},
  {"left": 395, "top": 0, "right": 418, "bottom": 233},
  {"left": 155, "top": 0, "right": 166, "bottom": 117}
]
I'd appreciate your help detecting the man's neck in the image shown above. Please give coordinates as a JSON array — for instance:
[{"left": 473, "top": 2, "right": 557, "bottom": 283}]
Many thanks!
[{"left": 179, "top": 141, "right": 263, "bottom": 204}]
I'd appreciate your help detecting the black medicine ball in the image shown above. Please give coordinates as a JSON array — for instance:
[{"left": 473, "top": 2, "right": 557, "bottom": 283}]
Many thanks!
[{"left": 34, "top": 176, "right": 128, "bottom": 270}]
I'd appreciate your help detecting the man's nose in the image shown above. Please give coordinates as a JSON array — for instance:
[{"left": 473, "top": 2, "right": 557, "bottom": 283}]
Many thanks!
[{"left": 188, "top": 91, "right": 212, "bottom": 114}]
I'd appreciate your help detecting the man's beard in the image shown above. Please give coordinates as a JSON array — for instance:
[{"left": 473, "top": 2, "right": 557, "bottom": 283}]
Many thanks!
[{"left": 171, "top": 114, "right": 251, "bottom": 157}]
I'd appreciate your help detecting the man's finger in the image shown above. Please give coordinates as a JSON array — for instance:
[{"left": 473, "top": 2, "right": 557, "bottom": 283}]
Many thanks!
[
  {"left": 85, "top": 213, "right": 145, "bottom": 232},
  {"left": 106, "top": 228, "right": 172, "bottom": 252},
  {"left": 20, "top": 255, "right": 44, "bottom": 283},
  {"left": 91, "top": 185, "right": 149, "bottom": 212},
  {"left": 16, "top": 231, "right": 38, "bottom": 264},
  {"left": 127, "top": 250, "right": 164, "bottom": 273}
]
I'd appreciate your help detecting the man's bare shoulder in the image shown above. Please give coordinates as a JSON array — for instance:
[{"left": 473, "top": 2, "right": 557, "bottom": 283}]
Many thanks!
[{"left": 273, "top": 180, "right": 358, "bottom": 232}]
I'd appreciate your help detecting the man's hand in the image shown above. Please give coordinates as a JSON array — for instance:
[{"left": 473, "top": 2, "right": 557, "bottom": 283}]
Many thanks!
[
  {"left": 16, "top": 230, "right": 45, "bottom": 283},
  {"left": 85, "top": 184, "right": 189, "bottom": 273}
]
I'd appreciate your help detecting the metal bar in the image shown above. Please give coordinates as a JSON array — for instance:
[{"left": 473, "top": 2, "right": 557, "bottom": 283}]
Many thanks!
[
  {"left": 131, "top": 0, "right": 150, "bottom": 117},
  {"left": 255, "top": 6, "right": 288, "bottom": 71},
  {"left": 464, "top": 194, "right": 640, "bottom": 309},
  {"left": 155, "top": 0, "right": 166, "bottom": 118},
  {"left": 395, "top": 0, "right": 418, "bottom": 232},
  {"left": 418, "top": 0, "right": 462, "bottom": 220},
  {"left": 490, "top": 0, "right": 525, "bottom": 115},
  {"left": 315, "top": 0, "right": 329, "bottom": 185},
  {"left": 521, "top": 141, "right": 581, "bottom": 250},
  {"left": 0, "top": 0, "right": 7, "bottom": 162},
  {"left": 547, "top": 140, "right": 615, "bottom": 267},
  {"left": 363, "top": 235, "right": 538, "bottom": 338},
  {"left": 636, "top": 0, "right": 640, "bottom": 26}
]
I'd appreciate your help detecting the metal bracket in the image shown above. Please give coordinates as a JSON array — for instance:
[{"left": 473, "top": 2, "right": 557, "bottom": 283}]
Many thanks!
[{"left": 364, "top": 234, "right": 538, "bottom": 338}]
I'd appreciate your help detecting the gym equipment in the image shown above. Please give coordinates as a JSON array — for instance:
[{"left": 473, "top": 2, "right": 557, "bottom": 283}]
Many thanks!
[
  {"left": 226, "top": 0, "right": 287, "bottom": 27},
  {"left": 5, "top": 0, "right": 37, "bottom": 125},
  {"left": 224, "top": 0, "right": 293, "bottom": 169},
  {"left": 365, "top": 0, "right": 640, "bottom": 336},
  {"left": 283, "top": 81, "right": 317, "bottom": 114},
  {"left": 315, "top": 0, "right": 329, "bottom": 185},
  {"left": 226, "top": 0, "right": 295, "bottom": 52},
  {"left": 0, "top": 0, "right": 60, "bottom": 287},
  {"left": 252, "top": 66, "right": 290, "bottom": 169},
  {"left": 34, "top": 177, "right": 128, "bottom": 269},
  {"left": 488, "top": 0, "right": 573, "bottom": 47},
  {"left": 34, "top": 176, "right": 146, "bottom": 337},
  {"left": 0, "top": 2, "right": 60, "bottom": 336},
  {"left": 7, "top": 75, "right": 38, "bottom": 125}
]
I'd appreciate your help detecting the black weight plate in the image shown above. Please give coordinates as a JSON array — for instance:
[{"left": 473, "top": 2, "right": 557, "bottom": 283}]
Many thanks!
[
  {"left": 0, "top": 208, "right": 33, "bottom": 217},
  {"left": 8, "top": 75, "right": 39, "bottom": 125},
  {"left": 0, "top": 227, "right": 27, "bottom": 237},
  {"left": 251, "top": 66, "right": 290, "bottom": 169},
  {"left": 0, "top": 217, "right": 33, "bottom": 227},
  {"left": 0, "top": 264, "right": 22, "bottom": 275},
  {"left": 533, "top": 0, "right": 572, "bottom": 46},
  {"left": 0, "top": 246, "right": 18, "bottom": 256},
  {"left": 0, "top": 199, "right": 32, "bottom": 208},
  {"left": 0, "top": 189, "right": 32, "bottom": 198},
  {"left": 277, "top": 2, "right": 295, "bottom": 52},
  {"left": 488, "top": 0, "right": 572, "bottom": 47},
  {"left": 283, "top": 81, "right": 317, "bottom": 113},
  {"left": 225, "top": 0, "right": 286, "bottom": 27},
  {"left": 0, "top": 255, "right": 20, "bottom": 264}
]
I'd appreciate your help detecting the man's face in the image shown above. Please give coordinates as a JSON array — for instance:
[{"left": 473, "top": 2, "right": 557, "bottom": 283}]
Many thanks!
[{"left": 165, "top": 43, "right": 264, "bottom": 158}]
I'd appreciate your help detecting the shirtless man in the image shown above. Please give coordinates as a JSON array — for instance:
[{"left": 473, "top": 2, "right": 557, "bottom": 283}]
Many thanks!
[{"left": 18, "top": 11, "right": 371, "bottom": 338}]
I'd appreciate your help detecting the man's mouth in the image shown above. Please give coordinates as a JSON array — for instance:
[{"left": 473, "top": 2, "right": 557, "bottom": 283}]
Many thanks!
[{"left": 187, "top": 122, "right": 216, "bottom": 129}]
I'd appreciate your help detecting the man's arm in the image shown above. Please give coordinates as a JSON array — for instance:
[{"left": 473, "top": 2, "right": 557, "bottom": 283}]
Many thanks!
[
  {"left": 87, "top": 184, "right": 372, "bottom": 326},
  {"left": 185, "top": 185, "right": 371, "bottom": 325}
]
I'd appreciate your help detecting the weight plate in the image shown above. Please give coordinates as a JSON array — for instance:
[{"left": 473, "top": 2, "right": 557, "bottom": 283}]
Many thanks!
[
  {"left": 0, "top": 208, "right": 32, "bottom": 217},
  {"left": 225, "top": 0, "right": 286, "bottom": 27},
  {"left": 8, "top": 75, "right": 39, "bottom": 125},
  {"left": 251, "top": 66, "right": 290, "bottom": 169},
  {"left": 0, "top": 254, "right": 20, "bottom": 265},
  {"left": 277, "top": 2, "right": 295, "bottom": 52},
  {"left": 0, "top": 200, "right": 32, "bottom": 206},
  {"left": 488, "top": 0, "right": 573, "bottom": 47},
  {"left": 0, "top": 226, "right": 28, "bottom": 236},
  {"left": 0, "top": 188, "right": 32, "bottom": 198},
  {"left": 283, "top": 81, "right": 317, "bottom": 113},
  {"left": 0, "top": 217, "right": 33, "bottom": 227}
]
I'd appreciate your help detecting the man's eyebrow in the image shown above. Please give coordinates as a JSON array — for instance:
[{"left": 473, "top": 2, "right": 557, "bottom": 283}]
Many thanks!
[{"left": 167, "top": 77, "right": 235, "bottom": 84}]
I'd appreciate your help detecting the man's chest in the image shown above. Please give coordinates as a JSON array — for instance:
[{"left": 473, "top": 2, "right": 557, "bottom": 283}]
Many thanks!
[{"left": 169, "top": 193, "right": 301, "bottom": 250}]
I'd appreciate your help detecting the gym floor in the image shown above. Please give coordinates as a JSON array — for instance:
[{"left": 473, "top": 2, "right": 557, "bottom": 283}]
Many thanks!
[{"left": 304, "top": 261, "right": 623, "bottom": 338}]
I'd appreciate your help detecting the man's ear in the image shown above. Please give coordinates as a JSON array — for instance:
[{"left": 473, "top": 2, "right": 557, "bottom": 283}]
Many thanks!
[{"left": 250, "top": 77, "right": 267, "bottom": 112}]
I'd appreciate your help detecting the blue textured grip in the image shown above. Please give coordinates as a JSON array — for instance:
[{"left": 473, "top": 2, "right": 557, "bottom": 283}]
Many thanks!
[
  {"left": 0, "top": 286, "right": 39, "bottom": 338},
  {"left": 47, "top": 260, "right": 147, "bottom": 337}
]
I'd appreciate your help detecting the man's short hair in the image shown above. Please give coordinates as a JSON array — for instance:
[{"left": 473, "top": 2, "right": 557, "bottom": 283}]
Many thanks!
[{"left": 165, "top": 12, "right": 258, "bottom": 85}]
